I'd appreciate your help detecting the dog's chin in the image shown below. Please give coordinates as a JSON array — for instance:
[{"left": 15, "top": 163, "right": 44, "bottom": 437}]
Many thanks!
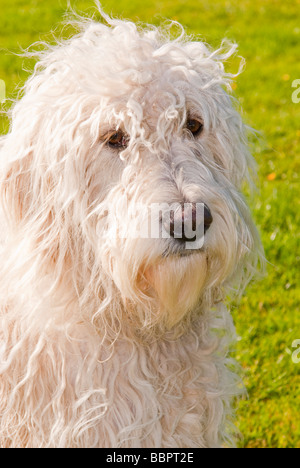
[{"left": 143, "top": 250, "right": 207, "bottom": 328}]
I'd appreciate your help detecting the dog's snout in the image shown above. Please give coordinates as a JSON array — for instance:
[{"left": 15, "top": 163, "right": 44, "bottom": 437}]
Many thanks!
[{"left": 166, "top": 202, "right": 213, "bottom": 242}]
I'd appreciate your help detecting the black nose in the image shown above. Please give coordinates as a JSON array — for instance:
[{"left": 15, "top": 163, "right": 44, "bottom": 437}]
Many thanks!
[{"left": 166, "top": 202, "right": 213, "bottom": 242}]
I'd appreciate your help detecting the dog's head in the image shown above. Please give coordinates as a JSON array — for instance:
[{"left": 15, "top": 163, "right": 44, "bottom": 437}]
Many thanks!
[{"left": 0, "top": 12, "right": 263, "bottom": 332}]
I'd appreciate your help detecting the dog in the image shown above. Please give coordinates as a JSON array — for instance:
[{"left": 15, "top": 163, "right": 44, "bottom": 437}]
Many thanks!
[{"left": 0, "top": 8, "right": 263, "bottom": 448}]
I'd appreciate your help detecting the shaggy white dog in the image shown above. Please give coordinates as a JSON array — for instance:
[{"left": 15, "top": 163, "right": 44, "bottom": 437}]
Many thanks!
[{"left": 0, "top": 8, "right": 263, "bottom": 448}]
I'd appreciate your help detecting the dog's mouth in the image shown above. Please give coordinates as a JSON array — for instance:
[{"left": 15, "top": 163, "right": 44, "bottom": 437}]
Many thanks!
[{"left": 162, "top": 242, "right": 204, "bottom": 258}]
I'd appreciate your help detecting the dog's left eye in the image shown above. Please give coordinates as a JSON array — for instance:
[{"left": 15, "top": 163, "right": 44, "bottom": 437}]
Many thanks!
[
  {"left": 107, "top": 130, "right": 128, "bottom": 149},
  {"left": 186, "top": 119, "right": 204, "bottom": 137}
]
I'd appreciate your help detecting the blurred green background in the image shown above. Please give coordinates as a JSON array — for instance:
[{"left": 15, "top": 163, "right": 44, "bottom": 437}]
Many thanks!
[{"left": 0, "top": 0, "right": 299, "bottom": 448}]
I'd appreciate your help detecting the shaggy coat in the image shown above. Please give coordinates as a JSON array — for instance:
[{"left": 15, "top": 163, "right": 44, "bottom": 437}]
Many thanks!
[{"left": 0, "top": 10, "right": 263, "bottom": 448}]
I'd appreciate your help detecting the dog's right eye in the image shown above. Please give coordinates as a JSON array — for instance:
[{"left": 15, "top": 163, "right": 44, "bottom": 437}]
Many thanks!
[
  {"left": 186, "top": 119, "right": 204, "bottom": 137},
  {"left": 107, "top": 130, "right": 128, "bottom": 149}
]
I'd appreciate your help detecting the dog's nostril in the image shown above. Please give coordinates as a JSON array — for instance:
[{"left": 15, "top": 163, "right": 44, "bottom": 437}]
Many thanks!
[
  {"left": 166, "top": 202, "right": 213, "bottom": 241},
  {"left": 203, "top": 204, "right": 213, "bottom": 233}
]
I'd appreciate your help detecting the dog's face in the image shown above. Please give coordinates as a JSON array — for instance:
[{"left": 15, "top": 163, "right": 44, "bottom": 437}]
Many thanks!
[{"left": 1, "top": 18, "right": 262, "bottom": 330}]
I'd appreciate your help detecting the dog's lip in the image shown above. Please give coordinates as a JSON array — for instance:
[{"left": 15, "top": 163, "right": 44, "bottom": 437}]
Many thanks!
[{"left": 162, "top": 245, "right": 204, "bottom": 258}]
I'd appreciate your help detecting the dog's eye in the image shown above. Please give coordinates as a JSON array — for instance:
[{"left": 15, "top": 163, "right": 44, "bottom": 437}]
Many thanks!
[
  {"left": 107, "top": 130, "right": 128, "bottom": 149},
  {"left": 186, "top": 119, "right": 204, "bottom": 137}
]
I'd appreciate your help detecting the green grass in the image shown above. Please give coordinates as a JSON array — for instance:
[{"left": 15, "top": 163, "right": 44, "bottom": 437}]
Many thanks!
[{"left": 1, "top": 0, "right": 299, "bottom": 448}]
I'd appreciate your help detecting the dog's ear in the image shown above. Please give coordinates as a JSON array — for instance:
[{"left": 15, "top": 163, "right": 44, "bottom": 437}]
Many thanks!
[
  {"left": 1, "top": 152, "right": 33, "bottom": 226},
  {"left": 0, "top": 144, "right": 69, "bottom": 279},
  {"left": 0, "top": 136, "right": 54, "bottom": 241}
]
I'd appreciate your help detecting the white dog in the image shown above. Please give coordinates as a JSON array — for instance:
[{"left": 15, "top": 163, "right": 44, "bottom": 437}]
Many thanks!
[{"left": 0, "top": 9, "right": 263, "bottom": 448}]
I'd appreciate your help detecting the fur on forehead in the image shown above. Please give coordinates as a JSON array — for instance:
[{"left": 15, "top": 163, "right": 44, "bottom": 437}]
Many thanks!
[
  {"left": 25, "top": 10, "right": 240, "bottom": 120},
  {"left": 36, "top": 15, "right": 237, "bottom": 83}
]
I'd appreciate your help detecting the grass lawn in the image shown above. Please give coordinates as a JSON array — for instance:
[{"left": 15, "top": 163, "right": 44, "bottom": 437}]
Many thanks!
[{"left": 0, "top": 0, "right": 299, "bottom": 448}]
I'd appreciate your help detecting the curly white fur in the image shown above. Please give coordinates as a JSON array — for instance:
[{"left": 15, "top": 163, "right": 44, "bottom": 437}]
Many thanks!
[{"left": 0, "top": 7, "right": 263, "bottom": 448}]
